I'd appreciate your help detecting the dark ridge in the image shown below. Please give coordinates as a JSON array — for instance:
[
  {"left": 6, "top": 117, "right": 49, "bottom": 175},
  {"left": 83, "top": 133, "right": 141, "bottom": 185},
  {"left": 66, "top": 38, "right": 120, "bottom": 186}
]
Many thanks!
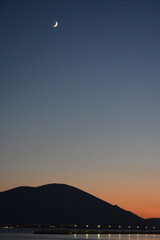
[{"left": 145, "top": 218, "right": 160, "bottom": 227}]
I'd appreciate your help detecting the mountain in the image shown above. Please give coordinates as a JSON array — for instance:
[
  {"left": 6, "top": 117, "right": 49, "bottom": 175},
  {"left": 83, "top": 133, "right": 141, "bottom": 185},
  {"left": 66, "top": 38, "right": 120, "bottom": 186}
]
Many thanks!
[{"left": 0, "top": 183, "right": 155, "bottom": 226}]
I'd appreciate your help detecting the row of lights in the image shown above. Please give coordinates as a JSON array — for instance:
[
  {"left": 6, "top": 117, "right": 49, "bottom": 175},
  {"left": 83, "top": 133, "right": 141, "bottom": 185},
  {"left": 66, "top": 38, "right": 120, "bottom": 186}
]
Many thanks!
[
  {"left": 74, "top": 224, "right": 157, "bottom": 229},
  {"left": 74, "top": 233, "right": 156, "bottom": 239}
]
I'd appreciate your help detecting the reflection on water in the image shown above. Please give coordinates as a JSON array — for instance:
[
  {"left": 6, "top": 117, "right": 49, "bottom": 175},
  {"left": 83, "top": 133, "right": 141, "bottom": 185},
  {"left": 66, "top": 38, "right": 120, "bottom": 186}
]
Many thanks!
[{"left": 0, "top": 229, "right": 159, "bottom": 240}]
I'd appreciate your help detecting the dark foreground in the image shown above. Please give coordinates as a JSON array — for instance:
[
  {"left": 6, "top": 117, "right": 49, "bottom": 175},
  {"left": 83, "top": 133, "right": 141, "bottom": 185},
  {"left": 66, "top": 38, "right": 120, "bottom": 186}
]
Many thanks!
[{"left": 35, "top": 229, "right": 160, "bottom": 235}]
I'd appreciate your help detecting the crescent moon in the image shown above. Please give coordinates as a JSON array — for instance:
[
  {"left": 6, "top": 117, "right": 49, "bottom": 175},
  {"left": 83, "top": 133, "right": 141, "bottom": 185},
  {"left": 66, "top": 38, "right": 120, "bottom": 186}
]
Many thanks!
[{"left": 52, "top": 21, "right": 58, "bottom": 28}]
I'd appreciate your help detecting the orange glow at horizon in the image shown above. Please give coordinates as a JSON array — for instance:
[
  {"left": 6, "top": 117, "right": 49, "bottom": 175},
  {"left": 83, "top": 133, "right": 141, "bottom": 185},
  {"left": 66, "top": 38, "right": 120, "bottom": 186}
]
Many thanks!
[{"left": 86, "top": 187, "right": 160, "bottom": 219}]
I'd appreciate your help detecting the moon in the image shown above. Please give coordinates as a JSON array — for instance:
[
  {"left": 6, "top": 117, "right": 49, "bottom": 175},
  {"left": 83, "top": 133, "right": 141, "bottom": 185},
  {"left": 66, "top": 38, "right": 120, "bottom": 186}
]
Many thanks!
[{"left": 52, "top": 21, "right": 58, "bottom": 28}]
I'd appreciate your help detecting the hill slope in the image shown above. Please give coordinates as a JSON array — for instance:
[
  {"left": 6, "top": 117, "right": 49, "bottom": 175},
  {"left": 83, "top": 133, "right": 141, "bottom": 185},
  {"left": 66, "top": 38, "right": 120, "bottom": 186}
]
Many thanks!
[{"left": 0, "top": 183, "right": 144, "bottom": 226}]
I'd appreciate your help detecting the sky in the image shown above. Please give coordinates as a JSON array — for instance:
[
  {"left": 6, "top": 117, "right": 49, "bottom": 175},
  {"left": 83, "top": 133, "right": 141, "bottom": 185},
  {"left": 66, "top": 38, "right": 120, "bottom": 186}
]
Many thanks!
[{"left": 1, "top": 0, "right": 160, "bottom": 219}]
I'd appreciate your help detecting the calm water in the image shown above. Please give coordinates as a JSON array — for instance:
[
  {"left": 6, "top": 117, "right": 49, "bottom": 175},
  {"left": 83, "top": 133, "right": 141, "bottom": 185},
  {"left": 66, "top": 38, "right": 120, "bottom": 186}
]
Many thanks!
[{"left": 0, "top": 229, "right": 160, "bottom": 240}]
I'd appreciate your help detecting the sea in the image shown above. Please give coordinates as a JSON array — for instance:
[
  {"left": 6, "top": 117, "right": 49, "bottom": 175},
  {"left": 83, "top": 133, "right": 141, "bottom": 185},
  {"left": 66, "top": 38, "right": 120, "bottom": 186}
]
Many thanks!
[{"left": 0, "top": 229, "right": 160, "bottom": 240}]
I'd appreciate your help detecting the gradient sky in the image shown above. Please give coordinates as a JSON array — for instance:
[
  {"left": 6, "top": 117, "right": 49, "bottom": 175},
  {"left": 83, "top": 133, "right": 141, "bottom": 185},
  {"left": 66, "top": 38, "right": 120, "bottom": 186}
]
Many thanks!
[{"left": 1, "top": 0, "right": 160, "bottom": 219}]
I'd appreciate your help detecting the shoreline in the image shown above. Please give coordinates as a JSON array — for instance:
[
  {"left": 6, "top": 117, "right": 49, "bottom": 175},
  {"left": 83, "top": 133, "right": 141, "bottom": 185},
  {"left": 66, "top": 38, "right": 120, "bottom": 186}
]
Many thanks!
[{"left": 34, "top": 229, "right": 160, "bottom": 235}]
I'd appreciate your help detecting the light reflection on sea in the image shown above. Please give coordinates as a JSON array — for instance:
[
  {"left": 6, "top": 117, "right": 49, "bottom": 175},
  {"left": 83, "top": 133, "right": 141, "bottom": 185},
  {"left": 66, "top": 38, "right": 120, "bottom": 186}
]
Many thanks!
[{"left": 0, "top": 229, "right": 159, "bottom": 240}]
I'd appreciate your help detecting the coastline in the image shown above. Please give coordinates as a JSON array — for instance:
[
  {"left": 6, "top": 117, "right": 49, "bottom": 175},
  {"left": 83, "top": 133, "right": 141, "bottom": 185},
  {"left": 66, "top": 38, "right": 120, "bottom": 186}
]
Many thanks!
[{"left": 34, "top": 229, "right": 160, "bottom": 235}]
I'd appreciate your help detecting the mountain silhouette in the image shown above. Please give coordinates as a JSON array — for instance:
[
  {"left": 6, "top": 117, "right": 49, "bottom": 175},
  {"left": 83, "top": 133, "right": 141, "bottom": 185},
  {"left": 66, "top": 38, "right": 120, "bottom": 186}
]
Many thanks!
[{"left": 0, "top": 183, "right": 158, "bottom": 226}]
